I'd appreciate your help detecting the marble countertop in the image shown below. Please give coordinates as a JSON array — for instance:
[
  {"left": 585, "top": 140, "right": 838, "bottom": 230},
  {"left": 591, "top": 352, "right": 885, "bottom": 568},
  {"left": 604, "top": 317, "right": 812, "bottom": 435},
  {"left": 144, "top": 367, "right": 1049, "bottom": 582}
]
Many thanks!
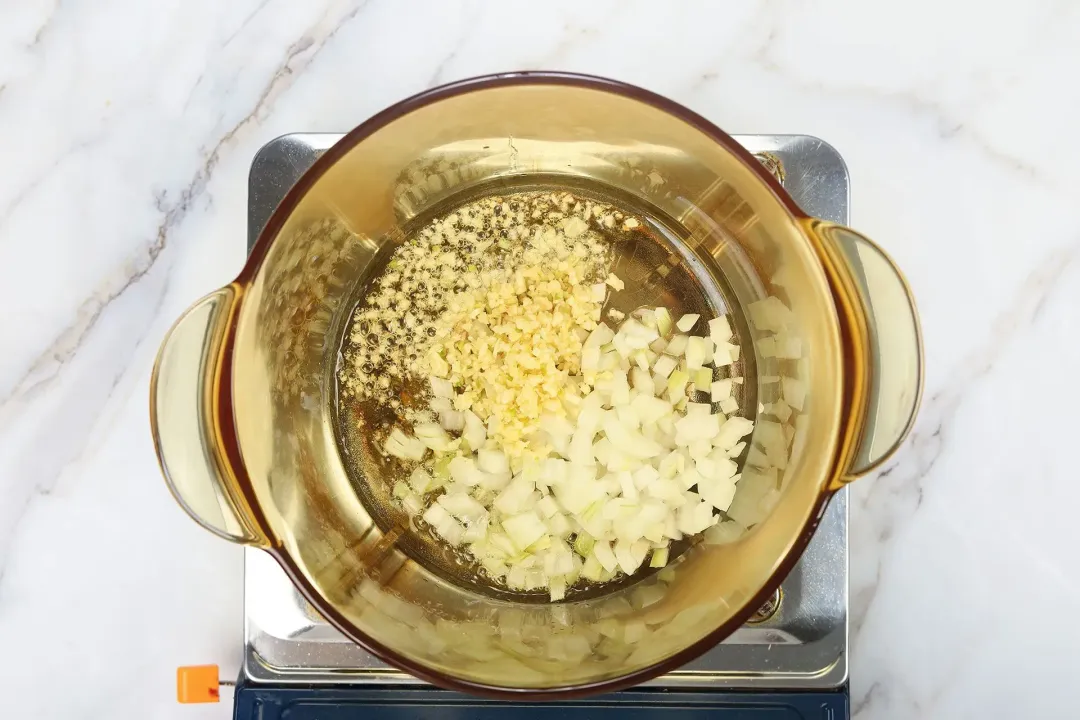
[{"left": 3, "top": 0, "right": 1078, "bottom": 717}]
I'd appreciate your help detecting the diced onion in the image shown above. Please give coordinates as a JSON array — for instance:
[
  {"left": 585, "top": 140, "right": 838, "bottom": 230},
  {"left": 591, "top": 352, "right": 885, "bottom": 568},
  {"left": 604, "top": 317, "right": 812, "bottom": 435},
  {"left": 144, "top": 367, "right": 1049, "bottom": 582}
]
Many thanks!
[
  {"left": 605, "top": 273, "right": 625, "bottom": 291},
  {"left": 430, "top": 376, "right": 455, "bottom": 398},
  {"left": 676, "top": 314, "right": 700, "bottom": 332},
  {"left": 389, "top": 302, "right": 756, "bottom": 601},
  {"left": 537, "top": 495, "right": 560, "bottom": 518},
  {"left": 652, "top": 354, "right": 678, "bottom": 379},
  {"left": 402, "top": 492, "right": 424, "bottom": 516},
  {"left": 712, "top": 341, "right": 735, "bottom": 367},
  {"left": 503, "top": 512, "right": 548, "bottom": 550},
  {"left": 653, "top": 307, "right": 673, "bottom": 336},
  {"left": 711, "top": 379, "right": 733, "bottom": 402},
  {"left": 614, "top": 539, "right": 649, "bottom": 574},
  {"left": 714, "top": 416, "right": 755, "bottom": 450},
  {"left": 415, "top": 422, "right": 453, "bottom": 452},
  {"left": 585, "top": 323, "right": 614, "bottom": 349},
  {"left": 429, "top": 396, "right": 453, "bottom": 414},
  {"left": 478, "top": 448, "right": 510, "bottom": 475},
  {"left": 666, "top": 370, "right": 689, "bottom": 403},
  {"left": 463, "top": 410, "right": 486, "bottom": 450},
  {"left": 685, "top": 337, "right": 706, "bottom": 369},
  {"left": 449, "top": 456, "right": 483, "bottom": 486},
  {"left": 409, "top": 467, "right": 435, "bottom": 494},
  {"left": 439, "top": 492, "right": 488, "bottom": 524},
  {"left": 602, "top": 415, "right": 663, "bottom": 459},
  {"left": 664, "top": 334, "right": 689, "bottom": 357},
  {"left": 630, "top": 367, "right": 653, "bottom": 393},
  {"left": 594, "top": 541, "right": 618, "bottom": 572},
  {"left": 610, "top": 370, "right": 631, "bottom": 406},
  {"left": 708, "top": 316, "right": 732, "bottom": 343},
  {"left": 495, "top": 477, "right": 536, "bottom": 515},
  {"left": 440, "top": 410, "right": 465, "bottom": 432},
  {"left": 384, "top": 428, "right": 427, "bottom": 461},
  {"left": 685, "top": 403, "right": 714, "bottom": 421},
  {"left": 462, "top": 513, "right": 490, "bottom": 543}
]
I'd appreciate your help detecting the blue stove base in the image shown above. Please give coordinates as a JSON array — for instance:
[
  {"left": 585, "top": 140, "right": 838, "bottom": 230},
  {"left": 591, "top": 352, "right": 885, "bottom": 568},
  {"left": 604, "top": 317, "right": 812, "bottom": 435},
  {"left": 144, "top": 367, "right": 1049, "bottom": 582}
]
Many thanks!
[{"left": 233, "top": 680, "right": 849, "bottom": 719}]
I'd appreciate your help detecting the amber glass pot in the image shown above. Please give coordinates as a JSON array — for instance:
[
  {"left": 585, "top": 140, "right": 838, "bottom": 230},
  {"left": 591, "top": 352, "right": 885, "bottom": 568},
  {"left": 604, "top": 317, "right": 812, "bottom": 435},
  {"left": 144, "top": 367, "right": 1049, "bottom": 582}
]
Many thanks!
[{"left": 151, "top": 73, "right": 922, "bottom": 697}]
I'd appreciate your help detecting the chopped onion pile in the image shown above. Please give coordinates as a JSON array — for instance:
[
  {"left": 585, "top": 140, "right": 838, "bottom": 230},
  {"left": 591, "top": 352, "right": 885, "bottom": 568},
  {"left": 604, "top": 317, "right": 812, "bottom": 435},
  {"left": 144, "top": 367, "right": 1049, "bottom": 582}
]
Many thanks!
[{"left": 384, "top": 300, "right": 754, "bottom": 601}]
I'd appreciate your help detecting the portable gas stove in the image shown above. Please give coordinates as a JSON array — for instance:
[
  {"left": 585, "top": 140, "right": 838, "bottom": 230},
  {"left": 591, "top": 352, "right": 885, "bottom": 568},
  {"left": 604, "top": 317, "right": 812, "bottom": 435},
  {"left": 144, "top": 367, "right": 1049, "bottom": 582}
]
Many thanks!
[{"left": 230, "top": 133, "right": 851, "bottom": 719}]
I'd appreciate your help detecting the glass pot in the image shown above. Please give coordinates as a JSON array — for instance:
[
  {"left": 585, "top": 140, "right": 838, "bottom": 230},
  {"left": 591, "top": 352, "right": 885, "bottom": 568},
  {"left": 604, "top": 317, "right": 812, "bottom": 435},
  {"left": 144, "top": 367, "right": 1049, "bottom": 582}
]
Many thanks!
[{"left": 151, "top": 73, "right": 922, "bottom": 697}]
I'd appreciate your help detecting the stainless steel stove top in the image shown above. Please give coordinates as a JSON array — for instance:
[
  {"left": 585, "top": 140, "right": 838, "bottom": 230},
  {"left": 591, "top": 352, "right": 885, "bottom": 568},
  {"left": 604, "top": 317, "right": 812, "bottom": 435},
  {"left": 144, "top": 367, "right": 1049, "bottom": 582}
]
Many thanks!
[{"left": 242, "top": 133, "right": 850, "bottom": 690}]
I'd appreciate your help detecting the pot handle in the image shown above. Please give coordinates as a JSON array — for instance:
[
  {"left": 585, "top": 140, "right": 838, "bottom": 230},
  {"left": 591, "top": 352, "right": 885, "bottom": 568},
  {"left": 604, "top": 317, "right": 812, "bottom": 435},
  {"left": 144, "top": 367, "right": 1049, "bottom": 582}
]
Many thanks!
[
  {"left": 150, "top": 287, "right": 268, "bottom": 546},
  {"left": 804, "top": 221, "right": 925, "bottom": 489}
]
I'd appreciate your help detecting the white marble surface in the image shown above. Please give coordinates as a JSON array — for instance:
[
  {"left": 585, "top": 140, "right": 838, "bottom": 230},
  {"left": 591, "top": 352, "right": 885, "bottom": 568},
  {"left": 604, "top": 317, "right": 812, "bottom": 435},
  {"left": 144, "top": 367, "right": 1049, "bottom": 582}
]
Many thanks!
[{"left": 2, "top": 0, "right": 1078, "bottom": 717}]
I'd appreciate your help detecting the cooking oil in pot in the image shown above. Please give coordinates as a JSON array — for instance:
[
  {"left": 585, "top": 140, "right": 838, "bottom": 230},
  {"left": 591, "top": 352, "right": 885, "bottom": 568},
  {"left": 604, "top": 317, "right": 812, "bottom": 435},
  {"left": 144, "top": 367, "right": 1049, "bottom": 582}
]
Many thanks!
[{"left": 330, "top": 175, "right": 757, "bottom": 602}]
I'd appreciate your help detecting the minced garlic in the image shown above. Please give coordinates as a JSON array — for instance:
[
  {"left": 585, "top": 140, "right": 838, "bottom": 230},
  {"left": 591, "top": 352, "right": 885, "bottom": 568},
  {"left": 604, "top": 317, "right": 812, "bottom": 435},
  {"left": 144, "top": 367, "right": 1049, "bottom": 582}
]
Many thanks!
[
  {"left": 339, "top": 190, "right": 623, "bottom": 429},
  {"left": 424, "top": 256, "right": 604, "bottom": 457}
]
